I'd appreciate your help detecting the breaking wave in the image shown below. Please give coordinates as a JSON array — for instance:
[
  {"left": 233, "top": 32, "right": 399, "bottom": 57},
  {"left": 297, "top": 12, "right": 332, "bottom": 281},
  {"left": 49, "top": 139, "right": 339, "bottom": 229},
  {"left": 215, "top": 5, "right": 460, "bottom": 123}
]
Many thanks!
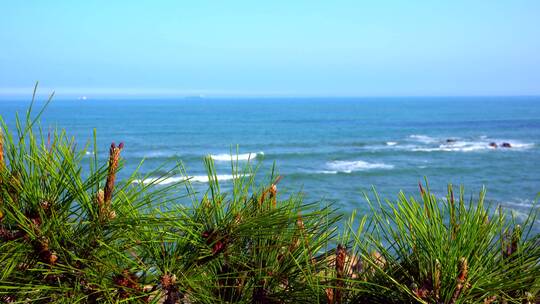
[
  {"left": 323, "top": 160, "right": 394, "bottom": 174},
  {"left": 210, "top": 152, "right": 264, "bottom": 161},
  {"left": 410, "top": 140, "right": 534, "bottom": 152},
  {"left": 399, "top": 135, "right": 535, "bottom": 152},
  {"left": 133, "top": 174, "right": 244, "bottom": 185},
  {"left": 409, "top": 134, "right": 437, "bottom": 144}
]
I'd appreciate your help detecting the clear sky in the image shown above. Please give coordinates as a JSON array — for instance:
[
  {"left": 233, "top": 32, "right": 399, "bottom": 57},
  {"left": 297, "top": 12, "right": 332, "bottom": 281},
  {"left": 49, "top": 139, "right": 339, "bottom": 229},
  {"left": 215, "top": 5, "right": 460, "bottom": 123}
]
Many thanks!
[{"left": 1, "top": 0, "right": 539, "bottom": 98}]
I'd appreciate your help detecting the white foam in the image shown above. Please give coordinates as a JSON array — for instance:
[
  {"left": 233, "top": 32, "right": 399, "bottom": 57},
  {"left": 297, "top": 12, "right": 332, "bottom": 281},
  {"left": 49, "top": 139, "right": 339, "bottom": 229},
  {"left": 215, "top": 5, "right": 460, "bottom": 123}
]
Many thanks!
[
  {"left": 410, "top": 139, "right": 534, "bottom": 152},
  {"left": 314, "top": 170, "right": 339, "bottom": 174},
  {"left": 326, "top": 160, "right": 394, "bottom": 173},
  {"left": 409, "top": 134, "right": 437, "bottom": 144},
  {"left": 133, "top": 174, "right": 243, "bottom": 185},
  {"left": 412, "top": 141, "right": 489, "bottom": 152},
  {"left": 386, "top": 141, "right": 398, "bottom": 146},
  {"left": 480, "top": 139, "right": 534, "bottom": 150},
  {"left": 504, "top": 142, "right": 535, "bottom": 149},
  {"left": 144, "top": 151, "right": 177, "bottom": 158},
  {"left": 189, "top": 174, "right": 238, "bottom": 183},
  {"left": 210, "top": 152, "right": 264, "bottom": 161},
  {"left": 500, "top": 199, "right": 537, "bottom": 208}
]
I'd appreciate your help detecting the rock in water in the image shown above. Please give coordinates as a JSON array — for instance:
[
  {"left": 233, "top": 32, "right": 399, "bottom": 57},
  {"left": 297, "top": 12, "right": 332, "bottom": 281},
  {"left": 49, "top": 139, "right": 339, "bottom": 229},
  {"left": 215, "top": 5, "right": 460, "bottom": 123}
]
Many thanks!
[{"left": 502, "top": 142, "right": 512, "bottom": 148}]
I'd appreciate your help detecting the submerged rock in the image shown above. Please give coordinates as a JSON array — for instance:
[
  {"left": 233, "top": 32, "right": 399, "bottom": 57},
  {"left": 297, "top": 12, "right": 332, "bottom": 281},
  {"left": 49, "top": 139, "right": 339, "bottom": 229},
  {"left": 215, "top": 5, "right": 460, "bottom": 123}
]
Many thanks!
[
  {"left": 489, "top": 142, "right": 498, "bottom": 148},
  {"left": 446, "top": 139, "right": 457, "bottom": 143},
  {"left": 502, "top": 142, "right": 512, "bottom": 148}
]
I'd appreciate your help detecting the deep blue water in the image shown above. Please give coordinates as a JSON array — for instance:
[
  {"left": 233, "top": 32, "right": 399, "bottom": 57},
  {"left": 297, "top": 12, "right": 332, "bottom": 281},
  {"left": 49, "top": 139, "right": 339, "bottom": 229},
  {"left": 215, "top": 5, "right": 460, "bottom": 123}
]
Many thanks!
[{"left": 1, "top": 97, "right": 539, "bottom": 221}]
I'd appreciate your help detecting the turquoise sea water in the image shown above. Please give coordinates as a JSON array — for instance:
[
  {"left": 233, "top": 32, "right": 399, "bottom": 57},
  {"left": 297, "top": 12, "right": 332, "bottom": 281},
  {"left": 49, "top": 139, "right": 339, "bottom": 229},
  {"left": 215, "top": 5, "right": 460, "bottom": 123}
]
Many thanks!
[{"left": 1, "top": 97, "right": 539, "bottom": 220}]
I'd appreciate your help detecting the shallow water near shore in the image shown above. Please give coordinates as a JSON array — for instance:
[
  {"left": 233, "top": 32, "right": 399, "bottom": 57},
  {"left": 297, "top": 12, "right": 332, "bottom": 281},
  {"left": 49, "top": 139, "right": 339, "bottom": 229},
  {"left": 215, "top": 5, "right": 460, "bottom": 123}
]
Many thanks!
[{"left": 1, "top": 96, "right": 539, "bottom": 220}]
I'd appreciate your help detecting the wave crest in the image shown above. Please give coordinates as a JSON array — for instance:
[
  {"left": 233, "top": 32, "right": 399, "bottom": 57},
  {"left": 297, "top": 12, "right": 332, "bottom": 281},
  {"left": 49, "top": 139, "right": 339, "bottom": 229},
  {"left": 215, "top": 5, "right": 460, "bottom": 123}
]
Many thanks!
[
  {"left": 133, "top": 174, "right": 245, "bottom": 185},
  {"left": 409, "top": 134, "right": 437, "bottom": 144},
  {"left": 411, "top": 140, "right": 534, "bottom": 152},
  {"left": 210, "top": 152, "right": 264, "bottom": 161},
  {"left": 400, "top": 134, "right": 535, "bottom": 152},
  {"left": 325, "top": 160, "right": 394, "bottom": 173}
]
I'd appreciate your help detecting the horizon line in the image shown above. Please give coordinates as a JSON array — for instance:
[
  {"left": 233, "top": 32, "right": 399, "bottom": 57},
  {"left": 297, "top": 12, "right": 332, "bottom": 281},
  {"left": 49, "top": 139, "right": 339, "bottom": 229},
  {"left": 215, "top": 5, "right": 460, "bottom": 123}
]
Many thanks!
[
  {"left": 1, "top": 94, "right": 540, "bottom": 101},
  {"left": 1, "top": 87, "right": 539, "bottom": 100}
]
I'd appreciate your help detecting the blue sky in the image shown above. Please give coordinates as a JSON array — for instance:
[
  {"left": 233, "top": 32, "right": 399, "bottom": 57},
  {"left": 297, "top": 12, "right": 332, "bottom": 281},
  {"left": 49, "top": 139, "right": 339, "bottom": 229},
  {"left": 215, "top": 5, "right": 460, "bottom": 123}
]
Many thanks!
[{"left": 1, "top": 1, "right": 539, "bottom": 98}]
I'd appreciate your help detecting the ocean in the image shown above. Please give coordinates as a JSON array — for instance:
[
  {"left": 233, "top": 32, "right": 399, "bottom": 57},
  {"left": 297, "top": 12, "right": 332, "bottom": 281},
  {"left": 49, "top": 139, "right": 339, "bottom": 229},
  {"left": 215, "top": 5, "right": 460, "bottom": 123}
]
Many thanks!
[{"left": 1, "top": 97, "right": 539, "bottom": 220}]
